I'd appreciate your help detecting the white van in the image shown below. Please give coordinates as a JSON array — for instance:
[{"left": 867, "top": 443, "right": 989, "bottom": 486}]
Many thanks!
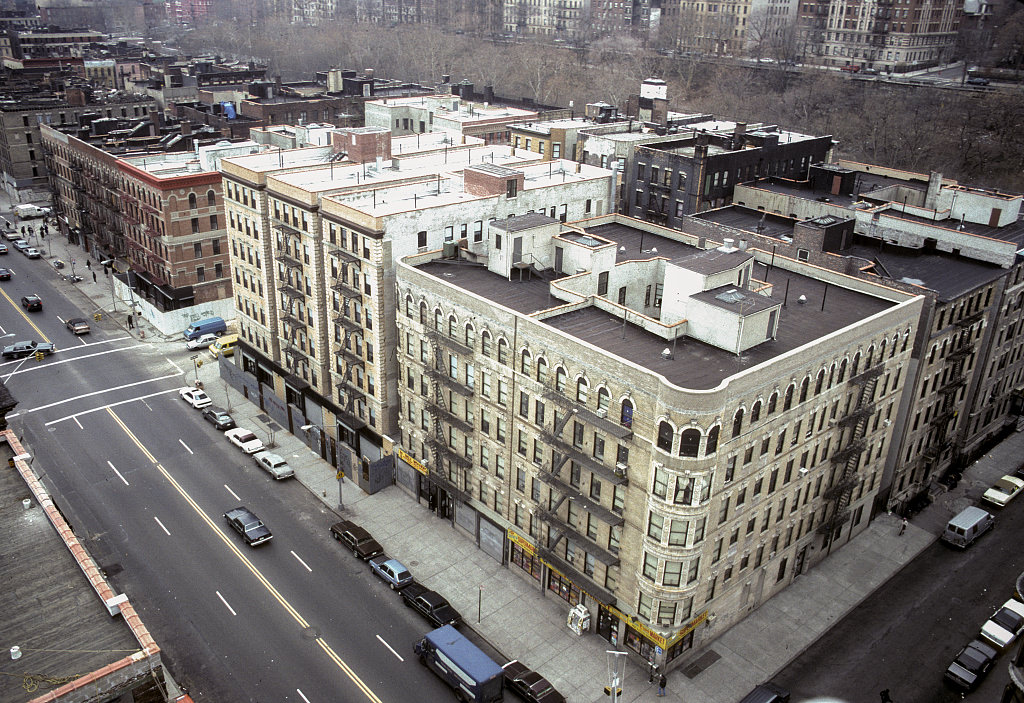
[
  {"left": 14, "top": 204, "right": 50, "bottom": 219},
  {"left": 941, "top": 506, "right": 994, "bottom": 549}
]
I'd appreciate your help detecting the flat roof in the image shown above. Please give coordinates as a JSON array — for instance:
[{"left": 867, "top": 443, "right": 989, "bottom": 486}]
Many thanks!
[
  {"left": 414, "top": 222, "right": 895, "bottom": 390},
  {"left": 845, "top": 240, "right": 1008, "bottom": 302},
  {"left": 368, "top": 94, "right": 538, "bottom": 122},
  {"left": 696, "top": 206, "right": 818, "bottom": 240},
  {"left": 0, "top": 443, "right": 143, "bottom": 703}
]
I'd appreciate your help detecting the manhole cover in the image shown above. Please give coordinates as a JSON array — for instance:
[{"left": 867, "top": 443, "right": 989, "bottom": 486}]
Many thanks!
[{"left": 302, "top": 626, "right": 320, "bottom": 640}]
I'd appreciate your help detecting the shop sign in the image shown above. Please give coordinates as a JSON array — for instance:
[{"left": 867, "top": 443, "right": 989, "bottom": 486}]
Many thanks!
[
  {"left": 396, "top": 447, "right": 427, "bottom": 475},
  {"left": 506, "top": 528, "right": 536, "bottom": 555},
  {"left": 600, "top": 605, "right": 709, "bottom": 649}
]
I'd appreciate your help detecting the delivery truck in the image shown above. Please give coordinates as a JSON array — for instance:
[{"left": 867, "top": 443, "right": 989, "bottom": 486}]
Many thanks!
[
  {"left": 414, "top": 625, "right": 503, "bottom": 702},
  {"left": 14, "top": 204, "right": 50, "bottom": 219}
]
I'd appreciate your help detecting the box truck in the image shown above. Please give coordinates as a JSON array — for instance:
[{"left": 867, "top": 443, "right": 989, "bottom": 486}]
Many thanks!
[{"left": 414, "top": 625, "right": 503, "bottom": 703}]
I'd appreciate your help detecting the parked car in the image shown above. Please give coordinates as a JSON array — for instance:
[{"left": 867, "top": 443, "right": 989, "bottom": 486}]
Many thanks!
[
  {"left": 945, "top": 638, "right": 998, "bottom": 690},
  {"left": 0, "top": 267, "right": 10, "bottom": 280},
  {"left": 223, "top": 506, "right": 273, "bottom": 546},
  {"left": 980, "top": 598, "right": 1024, "bottom": 649},
  {"left": 860, "top": 67, "right": 880, "bottom": 75},
  {"left": 330, "top": 520, "right": 384, "bottom": 560},
  {"left": 186, "top": 332, "right": 219, "bottom": 351},
  {"left": 967, "top": 76, "right": 990, "bottom": 86},
  {"left": 65, "top": 318, "right": 90, "bottom": 335},
  {"left": 502, "top": 660, "right": 567, "bottom": 703},
  {"left": 400, "top": 582, "right": 463, "bottom": 628},
  {"left": 13, "top": 240, "right": 29, "bottom": 252},
  {"left": 201, "top": 406, "right": 236, "bottom": 430},
  {"left": 253, "top": 451, "right": 294, "bottom": 479},
  {"left": 840, "top": 64, "right": 860, "bottom": 73},
  {"left": 23, "top": 247, "right": 41, "bottom": 258},
  {"left": 178, "top": 387, "right": 213, "bottom": 408},
  {"left": 981, "top": 475, "right": 1024, "bottom": 507},
  {"left": 2, "top": 340, "right": 56, "bottom": 359},
  {"left": 225, "top": 427, "right": 265, "bottom": 454},
  {"left": 0, "top": 242, "right": 7, "bottom": 254},
  {"left": 369, "top": 554, "right": 414, "bottom": 590},
  {"left": 20, "top": 294, "right": 42, "bottom": 311}
]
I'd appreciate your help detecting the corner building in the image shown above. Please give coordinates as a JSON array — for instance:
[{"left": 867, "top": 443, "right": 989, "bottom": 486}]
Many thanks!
[{"left": 394, "top": 213, "right": 922, "bottom": 670}]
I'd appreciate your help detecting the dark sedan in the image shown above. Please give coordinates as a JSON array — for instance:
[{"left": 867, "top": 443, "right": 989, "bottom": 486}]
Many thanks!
[
  {"left": 0, "top": 267, "right": 10, "bottom": 280},
  {"left": 399, "top": 582, "right": 462, "bottom": 628},
  {"left": 330, "top": 520, "right": 383, "bottom": 560},
  {"left": 502, "top": 660, "right": 566, "bottom": 703},
  {"left": 21, "top": 294, "right": 42, "bottom": 311},
  {"left": 201, "top": 406, "right": 236, "bottom": 430},
  {"left": 944, "top": 638, "right": 997, "bottom": 690}
]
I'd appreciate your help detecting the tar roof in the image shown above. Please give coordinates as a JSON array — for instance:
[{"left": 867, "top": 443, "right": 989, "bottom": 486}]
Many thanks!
[
  {"left": 416, "top": 227, "right": 895, "bottom": 391},
  {"left": 695, "top": 207, "right": 805, "bottom": 240},
  {"left": 0, "top": 447, "right": 142, "bottom": 703}
]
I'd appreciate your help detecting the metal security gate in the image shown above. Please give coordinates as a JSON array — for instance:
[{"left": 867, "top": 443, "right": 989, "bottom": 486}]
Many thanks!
[{"left": 479, "top": 516, "right": 505, "bottom": 564}]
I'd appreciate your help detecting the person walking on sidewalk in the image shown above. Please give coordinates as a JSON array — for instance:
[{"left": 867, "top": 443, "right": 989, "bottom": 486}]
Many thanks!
[
  {"left": 127, "top": 314, "right": 134, "bottom": 329},
  {"left": 92, "top": 271, "right": 97, "bottom": 283},
  {"left": 657, "top": 672, "right": 667, "bottom": 697},
  {"left": 898, "top": 518, "right": 907, "bottom": 536}
]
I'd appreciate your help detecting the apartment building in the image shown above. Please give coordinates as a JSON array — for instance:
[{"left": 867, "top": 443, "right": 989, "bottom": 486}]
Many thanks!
[
  {"left": 0, "top": 86, "right": 154, "bottom": 199},
  {"left": 695, "top": 161, "right": 1024, "bottom": 512},
  {"left": 797, "top": 0, "right": 962, "bottom": 72},
  {"left": 394, "top": 211, "right": 922, "bottom": 671},
  {"left": 621, "top": 120, "right": 834, "bottom": 220},
  {"left": 364, "top": 94, "right": 540, "bottom": 146},
  {"left": 42, "top": 118, "right": 257, "bottom": 328},
  {"left": 219, "top": 128, "right": 614, "bottom": 487},
  {"left": 503, "top": 0, "right": 649, "bottom": 38}
]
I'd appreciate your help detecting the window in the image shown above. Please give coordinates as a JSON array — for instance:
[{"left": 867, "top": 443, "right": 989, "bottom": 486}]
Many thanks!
[
  {"left": 417, "top": 230, "right": 427, "bottom": 248},
  {"left": 576, "top": 377, "right": 589, "bottom": 403},
  {"left": 679, "top": 429, "right": 700, "bottom": 458},
  {"left": 506, "top": 179, "right": 518, "bottom": 198},
  {"left": 657, "top": 421, "right": 673, "bottom": 452},
  {"left": 647, "top": 512, "right": 664, "bottom": 541},
  {"left": 751, "top": 400, "right": 762, "bottom": 422},
  {"left": 768, "top": 391, "right": 778, "bottom": 414}
]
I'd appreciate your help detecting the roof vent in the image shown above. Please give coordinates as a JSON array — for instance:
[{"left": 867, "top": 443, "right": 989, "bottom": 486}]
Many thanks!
[
  {"left": 798, "top": 294, "right": 808, "bottom": 304},
  {"left": 715, "top": 289, "right": 746, "bottom": 304},
  {"left": 718, "top": 238, "right": 738, "bottom": 253},
  {"left": 661, "top": 348, "right": 673, "bottom": 360}
]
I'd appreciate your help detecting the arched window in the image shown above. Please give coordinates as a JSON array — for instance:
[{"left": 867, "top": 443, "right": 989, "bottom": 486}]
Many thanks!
[
  {"left": 732, "top": 408, "right": 744, "bottom": 438},
  {"left": 865, "top": 345, "right": 874, "bottom": 367},
  {"left": 851, "top": 352, "right": 861, "bottom": 376},
  {"left": 555, "top": 367, "right": 567, "bottom": 393},
  {"left": 521, "top": 350, "right": 532, "bottom": 375},
  {"left": 434, "top": 309, "right": 443, "bottom": 330},
  {"left": 207, "top": 189, "right": 216, "bottom": 207},
  {"left": 536, "top": 356, "right": 548, "bottom": 383},
  {"left": 597, "top": 387, "right": 611, "bottom": 413},
  {"left": 657, "top": 421, "right": 674, "bottom": 452},
  {"left": 576, "top": 377, "right": 589, "bottom": 403},
  {"left": 890, "top": 334, "right": 898, "bottom": 358},
  {"left": 465, "top": 324, "right": 475, "bottom": 349},
  {"left": 828, "top": 363, "right": 836, "bottom": 388},
  {"left": 419, "top": 302, "right": 428, "bottom": 325},
  {"left": 481, "top": 331, "right": 492, "bottom": 357},
  {"left": 815, "top": 370, "right": 825, "bottom": 395},
  {"left": 497, "top": 338, "right": 510, "bottom": 365},
  {"left": 751, "top": 400, "right": 762, "bottom": 422},
  {"left": 783, "top": 384, "right": 795, "bottom": 411},
  {"left": 188, "top": 192, "right": 197, "bottom": 209},
  {"left": 621, "top": 398, "right": 634, "bottom": 428},
  {"left": 448, "top": 315, "right": 458, "bottom": 337},
  {"left": 706, "top": 426, "right": 720, "bottom": 455},
  {"left": 405, "top": 295, "right": 413, "bottom": 318},
  {"left": 679, "top": 429, "right": 700, "bottom": 457},
  {"left": 767, "top": 391, "right": 779, "bottom": 414},
  {"left": 878, "top": 339, "right": 886, "bottom": 360},
  {"left": 799, "top": 377, "right": 809, "bottom": 403},
  {"left": 901, "top": 330, "right": 911, "bottom": 353}
]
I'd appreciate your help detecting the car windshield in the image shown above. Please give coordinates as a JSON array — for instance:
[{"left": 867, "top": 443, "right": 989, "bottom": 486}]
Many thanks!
[
  {"left": 993, "top": 609, "right": 1024, "bottom": 631},
  {"left": 238, "top": 432, "right": 256, "bottom": 441}
]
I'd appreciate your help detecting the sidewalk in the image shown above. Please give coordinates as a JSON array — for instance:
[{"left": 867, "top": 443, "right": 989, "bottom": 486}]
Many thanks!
[{"left": 51, "top": 227, "right": 1024, "bottom": 702}]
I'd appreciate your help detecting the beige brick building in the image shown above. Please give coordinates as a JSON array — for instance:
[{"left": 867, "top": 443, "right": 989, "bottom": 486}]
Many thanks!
[{"left": 394, "top": 212, "right": 922, "bottom": 670}]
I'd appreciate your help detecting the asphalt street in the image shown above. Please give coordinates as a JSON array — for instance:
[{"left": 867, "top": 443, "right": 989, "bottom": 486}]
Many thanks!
[{"left": 1, "top": 225, "right": 460, "bottom": 703}]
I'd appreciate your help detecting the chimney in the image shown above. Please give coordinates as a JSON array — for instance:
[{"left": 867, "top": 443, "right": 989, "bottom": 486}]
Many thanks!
[
  {"left": 924, "top": 171, "right": 942, "bottom": 210},
  {"left": 181, "top": 121, "right": 192, "bottom": 136}
]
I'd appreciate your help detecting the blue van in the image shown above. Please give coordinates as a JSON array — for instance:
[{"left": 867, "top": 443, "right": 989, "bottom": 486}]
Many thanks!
[
  {"left": 183, "top": 316, "right": 227, "bottom": 341},
  {"left": 414, "top": 625, "right": 503, "bottom": 703}
]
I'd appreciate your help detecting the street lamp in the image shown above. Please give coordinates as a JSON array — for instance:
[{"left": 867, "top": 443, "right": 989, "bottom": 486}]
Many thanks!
[
  {"left": 190, "top": 354, "right": 201, "bottom": 385},
  {"left": 301, "top": 423, "right": 346, "bottom": 511}
]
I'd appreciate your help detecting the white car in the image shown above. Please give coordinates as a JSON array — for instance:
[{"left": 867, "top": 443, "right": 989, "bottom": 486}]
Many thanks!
[
  {"left": 186, "top": 332, "right": 219, "bottom": 351},
  {"left": 179, "top": 387, "right": 213, "bottom": 408},
  {"left": 253, "top": 451, "right": 294, "bottom": 480},
  {"left": 24, "top": 247, "right": 41, "bottom": 259},
  {"left": 981, "top": 475, "right": 1024, "bottom": 507},
  {"left": 225, "top": 428, "right": 265, "bottom": 454},
  {"left": 980, "top": 598, "right": 1024, "bottom": 649}
]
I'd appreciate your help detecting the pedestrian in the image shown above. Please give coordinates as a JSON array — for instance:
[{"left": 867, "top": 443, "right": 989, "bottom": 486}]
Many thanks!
[
  {"left": 898, "top": 518, "right": 907, "bottom": 536},
  {"left": 880, "top": 688, "right": 893, "bottom": 703},
  {"left": 127, "top": 314, "right": 134, "bottom": 329},
  {"left": 92, "top": 271, "right": 97, "bottom": 283},
  {"left": 657, "top": 672, "right": 667, "bottom": 697},
  {"left": 86, "top": 259, "right": 90, "bottom": 270}
]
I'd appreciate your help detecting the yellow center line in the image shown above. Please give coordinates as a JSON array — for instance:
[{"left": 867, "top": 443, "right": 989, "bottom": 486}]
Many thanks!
[
  {"left": 106, "top": 408, "right": 383, "bottom": 702},
  {"left": 0, "top": 286, "right": 51, "bottom": 343}
]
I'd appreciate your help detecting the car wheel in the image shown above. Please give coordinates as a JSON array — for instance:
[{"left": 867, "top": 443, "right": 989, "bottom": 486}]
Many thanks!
[
  {"left": 332, "top": 532, "right": 341, "bottom": 541},
  {"left": 352, "top": 548, "right": 359, "bottom": 557},
  {"left": 390, "top": 582, "right": 396, "bottom": 590}
]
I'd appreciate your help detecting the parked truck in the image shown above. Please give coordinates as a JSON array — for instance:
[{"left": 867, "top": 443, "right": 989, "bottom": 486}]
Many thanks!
[
  {"left": 14, "top": 204, "right": 50, "bottom": 219},
  {"left": 414, "top": 625, "right": 503, "bottom": 703}
]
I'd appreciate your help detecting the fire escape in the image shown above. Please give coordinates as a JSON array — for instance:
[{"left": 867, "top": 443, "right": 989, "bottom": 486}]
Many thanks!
[
  {"left": 425, "top": 327, "right": 474, "bottom": 503},
  {"left": 646, "top": 178, "right": 671, "bottom": 225},
  {"left": 530, "top": 389, "right": 631, "bottom": 602},
  {"left": 329, "top": 243, "right": 364, "bottom": 414},
  {"left": 867, "top": 0, "right": 893, "bottom": 63},
  {"left": 819, "top": 362, "right": 883, "bottom": 545},
  {"left": 276, "top": 225, "right": 309, "bottom": 375}
]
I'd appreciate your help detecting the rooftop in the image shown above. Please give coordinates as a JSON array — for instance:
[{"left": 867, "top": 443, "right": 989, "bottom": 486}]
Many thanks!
[
  {"left": 367, "top": 94, "right": 538, "bottom": 123},
  {"left": 415, "top": 220, "right": 895, "bottom": 390},
  {"left": 695, "top": 206, "right": 805, "bottom": 241},
  {"left": 0, "top": 439, "right": 145, "bottom": 703}
]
